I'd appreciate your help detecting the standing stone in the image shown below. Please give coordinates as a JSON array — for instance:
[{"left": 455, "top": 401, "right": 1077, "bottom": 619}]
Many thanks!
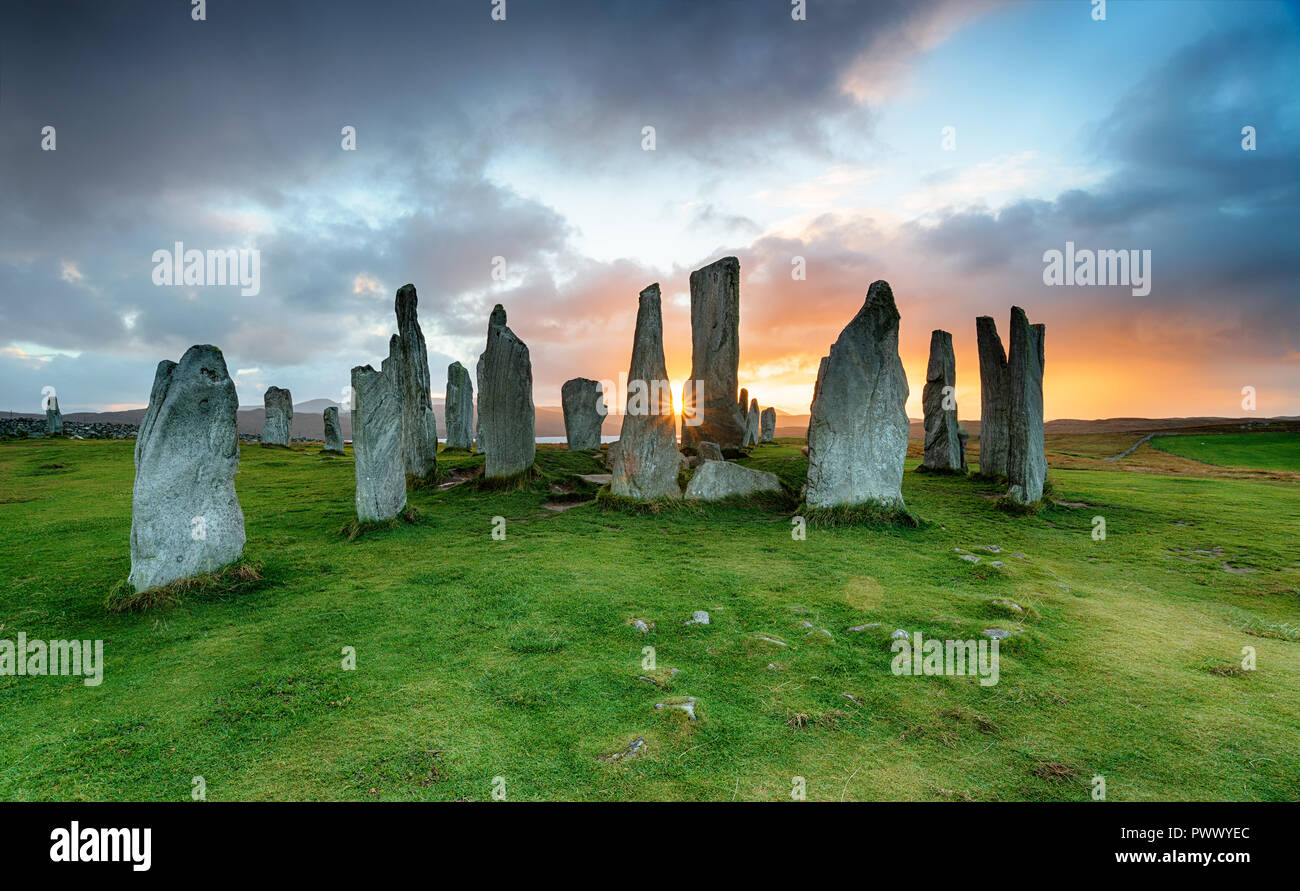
[
  {"left": 680, "top": 257, "right": 746, "bottom": 452},
  {"left": 760, "top": 407, "right": 776, "bottom": 443},
  {"left": 612, "top": 284, "right": 682, "bottom": 499},
  {"left": 445, "top": 361, "right": 474, "bottom": 451},
  {"left": 561, "top": 377, "right": 604, "bottom": 451},
  {"left": 976, "top": 316, "right": 1009, "bottom": 478},
  {"left": 351, "top": 363, "right": 406, "bottom": 522},
  {"left": 262, "top": 386, "right": 292, "bottom": 446},
  {"left": 746, "top": 398, "right": 761, "bottom": 447},
  {"left": 45, "top": 395, "right": 63, "bottom": 435},
  {"left": 1006, "top": 307, "right": 1046, "bottom": 504},
  {"left": 605, "top": 438, "right": 622, "bottom": 470},
  {"left": 697, "top": 441, "right": 725, "bottom": 462},
  {"left": 480, "top": 304, "right": 536, "bottom": 478},
  {"left": 129, "top": 345, "right": 245, "bottom": 592},
  {"left": 475, "top": 353, "right": 486, "bottom": 454},
  {"left": 322, "top": 406, "right": 345, "bottom": 454},
  {"left": 388, "top": 284, "right": 437, "bottom": 480},
  {"left": 805, "top": 281, "right": 910, "bottom": 509},
  {"left": 957, "top": 425, "right": 970, "bottom": 473},
  {"left": 921, "top": 329, "right": 962, "bottom": 471}
]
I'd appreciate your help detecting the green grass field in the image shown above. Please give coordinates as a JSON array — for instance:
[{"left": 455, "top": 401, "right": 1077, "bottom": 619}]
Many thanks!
[
  {"left": 2, "top": 436, "right": 1298, "bottom": 801},
  {"left": 1150, "top": 432, "right": 1300, "bottom": 472}
]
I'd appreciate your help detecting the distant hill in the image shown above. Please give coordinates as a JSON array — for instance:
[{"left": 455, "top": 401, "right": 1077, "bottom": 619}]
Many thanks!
[{"left": 6, "top": 404, "right": 1295, "bottom": 443}]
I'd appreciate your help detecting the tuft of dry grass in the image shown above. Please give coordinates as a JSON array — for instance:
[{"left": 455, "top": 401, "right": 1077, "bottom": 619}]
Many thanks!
[{"left": 105, "top": 560, "right": 265, "bottom": 613}]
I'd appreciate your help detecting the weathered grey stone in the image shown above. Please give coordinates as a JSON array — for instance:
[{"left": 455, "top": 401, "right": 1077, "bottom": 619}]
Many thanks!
[
  {"left": 805, "top": 281, "right": 910, "bottom": 509},
  {"left": 760, "top": 407, "right": 776, "bottom": 443},
  {"left": 921, "top": 329, "right": 962, "bottom": 471},
  {"left": 388, "top": 284, "right": 437, "bottom": 480},
  {"left": 561, "top": 377, "right": 604, "bottom": 451},
  {"left": 684, "top": 460, "right": 782, "bottom": 501},
  {"left": 738, "top": 387, "right": 750, "bottom": 431},
  {"left": 612, "top": 284, "right": 681, "bottom": 499},
  {"left": 480, "top": 304, "right": 536, "bottom": 478},
  {"left": 605, "top": 439, "right": 621, "bottom": 470},
  {"left": 957, "top": 425, "right": 970, "bottom": 473},
  {"left": 129, "top": 345, "right": 245, "bottom": 592},
  {"left": 351, "top": 363, "right": 407, "bottom": 522},
  {"left": 1006, "top": 307, "right": 1046, "bottom": 504},
  {"left": 262, "top": 386, "right": 292, "bottom": 446},
  {"left": 445, "top": 361, "right": 474, "bottom": 451},
  {"left": 680, "top": 257, "right": 746, "bottom": 452},
  {"left": 745, "top": 398, "right": 761, "bottom": 446},
  {"left": 697, "top": 441, "right": 725, "bottom": 462},
  {"left": 475, "top": 353, "right": 486, "bottom": 454},
  {"left": 322, "top": 406, "right": 344, "bottom": 454},
  {"left": 976, "top": 315, "right": 1009, "bottom": 477},
  {"left": 45, "top": 395, "right": 63, "bottom": 435}
]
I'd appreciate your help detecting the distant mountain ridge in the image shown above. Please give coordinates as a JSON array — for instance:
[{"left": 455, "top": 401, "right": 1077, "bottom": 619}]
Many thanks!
[{"left": 7, "top": 404, "right": 1295, "bottom": 442}]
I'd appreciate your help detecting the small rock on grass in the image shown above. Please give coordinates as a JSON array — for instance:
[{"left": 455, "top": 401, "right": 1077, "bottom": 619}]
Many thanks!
[
  {"left": 655, "top": 697, "right": 697, "bottom": 721},
  {"left": 982, "top": 628, "right": 1012, "bottom": 640},
  {"left": 960, "top": 554, "right": 980, "bottom": 564},
  {"left": 848, "top": 623, "right": 881, "bottom": 632},
  {"left": 600, "top": 736, "right": 646, "bottom": 762},
  {"left": 684, "top": 610, "right": 710, "bottom": 626}
]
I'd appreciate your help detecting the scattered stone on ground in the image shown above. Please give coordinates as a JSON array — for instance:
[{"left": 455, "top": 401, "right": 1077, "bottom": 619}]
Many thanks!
[
  {"left": 848, "top": 623, "right": 881, "bottom": 632},
  {"left": 655, "top": 697, "right": 697, "bottom": 721},
  {"left": 960, "top": 554, "right": 980, "bottom": 564},
  {"left": 684, "top": 460, "right": 782, "bottom": 500},
  {"left": 982, "top": 628, "right": 1012, "bottom": 640},
  {"left": 684, "top": 610, "right": 709, "bottom": 626},
  {"left": 600, "top": 736, "right": 646, "bottom": 762}
]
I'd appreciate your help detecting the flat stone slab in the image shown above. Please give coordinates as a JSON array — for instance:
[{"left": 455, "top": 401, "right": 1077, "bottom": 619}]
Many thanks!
[
  {"left": 684, "top": 460, "right": 782, "bottom": 500},
  {"left": 579, "top": 473, "right": 612, "bottom": 485}
]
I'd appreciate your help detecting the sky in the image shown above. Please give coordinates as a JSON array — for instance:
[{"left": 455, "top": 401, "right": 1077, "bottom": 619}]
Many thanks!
[{"left": 2, "top": 0, "right": 1298, "bottom": 420}]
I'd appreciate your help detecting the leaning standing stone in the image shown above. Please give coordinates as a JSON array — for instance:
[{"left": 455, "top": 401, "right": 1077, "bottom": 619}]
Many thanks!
[
  {"left": 612, "top": 284, "right": 682, "bottom": 499},
  {"left": 1005, "top": 307, "right": 1046, "bottom": 504},
  {"left": 745, "top": 398, "right": 761, "bottom": 446},
  {"left": 680, "top": 256, "right": 746, "bottom": 452},
  {"left": 921, "top": 329, "right": 962, "bottom": 471},
  {"left": 760, "top": 407, "right": 776, "bottom": 443},
  {"left": 262, "top": 386, "right": 292, "bottom": 447},
  {"left": 45, "top": 395, "right": 63, "bottom": 435},
  {"left": 445, "top": 361, "right": 474, "bottom": 451},
  {"left": 976, "top": 316, "right": 1009, "bottom": 477},
  {"left": 389, "top": 284, "right": 438, "bottom": 480},
  {"left": 561, "top": 377, "right": 604, "bottom": 451},
  {"left": 351, "top": 363, "right": 407, "bottom": 522},
  {"left": 322, "top": 406, "right": 345, "bottom": 454},
  {"left": 805, "top": 281, "right": 910, "bottom": 509},
  {"left": 480, "top": 304, "right": 536, "bottom": 478},
  {"left": 129, "top": 345, "right": 245, "bottom": 592}
]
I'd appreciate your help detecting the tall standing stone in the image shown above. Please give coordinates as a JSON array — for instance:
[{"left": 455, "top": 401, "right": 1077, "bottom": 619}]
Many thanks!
[
  {"left": 921, "top": 329, "right": 962, "bottom": 471},
  {"left": 323, "top": 406, "right": 345, "bottom": 454},
  {"left": 262, "top": 386, "right": 292, "bottom": 446},
  {"left": 805, "top": 281, "right": 910, "bottom": 509},
  {"left": 561, "top": 377, "right": 604, "bottom": 451},
  {"left": 45, "top": 394, "right": 63, "bottom": 435},
  {"left": 1006, "top": 307, "right": 1046, "bottom": 505},
  {"left": 480, "top": 304, "right": 536, "bottom": 478},
  {"left": 475, "top": 353, "right": 486, "bottom": 454},
  {"left": 612, "top": 284, "right": 682, "bottom": 500},
  {"left": 957, "top": 425, "right": 970, "bottom": 473},
  {"left": 976, "top": 316, "right": 1009, "bottom": 478},
  {"left": 746, "top": 398, "right": 761, "bottom": 446},
  {"left": 760, "top": 407, "right": 776, "bottom": 443},
  {"left": 445, "top": 361, "right": 474, "bottom": 451},
  {"left": 351, "top": 363, "right": 406, "bottom": 522},
  {"left": 680, "top": 257, "right": 746, "bottom": 452},
  {"left": 129, "top": 345, "right": 245, "bottom": 592},
  {"left": 388, "top": 284, "right": 437, "bottom": 480}
]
